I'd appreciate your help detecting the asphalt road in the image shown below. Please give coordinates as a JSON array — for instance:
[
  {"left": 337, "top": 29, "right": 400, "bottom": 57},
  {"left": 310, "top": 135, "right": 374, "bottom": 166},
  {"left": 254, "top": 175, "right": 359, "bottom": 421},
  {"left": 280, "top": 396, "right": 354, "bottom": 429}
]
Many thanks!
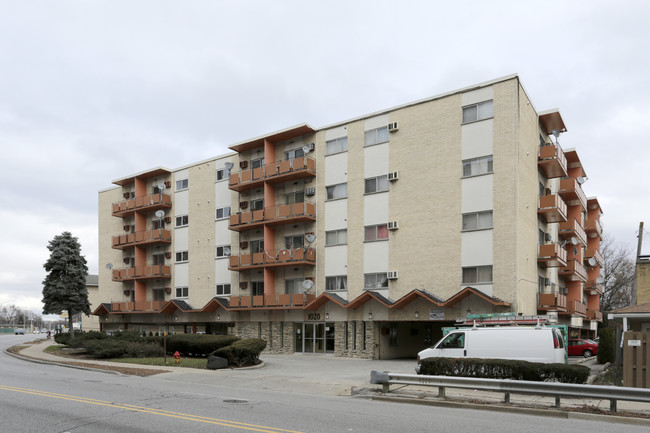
[{"left": 1, "top": 335, "right": 648, "bottom": 433}]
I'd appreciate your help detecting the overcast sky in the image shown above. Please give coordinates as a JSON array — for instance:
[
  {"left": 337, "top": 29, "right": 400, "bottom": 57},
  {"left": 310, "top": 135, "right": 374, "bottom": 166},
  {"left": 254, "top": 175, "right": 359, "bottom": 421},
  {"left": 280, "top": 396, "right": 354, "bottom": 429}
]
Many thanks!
[{"left": 1, "top": 0, "right": 649, "bottom": 313}]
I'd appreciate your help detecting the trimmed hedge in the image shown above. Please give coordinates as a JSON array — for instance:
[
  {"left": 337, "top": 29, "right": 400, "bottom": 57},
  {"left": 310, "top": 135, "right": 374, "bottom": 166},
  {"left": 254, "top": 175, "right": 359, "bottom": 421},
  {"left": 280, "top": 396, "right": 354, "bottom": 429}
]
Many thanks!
[
  {"left": 419, "top": 357, "right": 589, "bottom": 384},
  {"left": 164, "top": 334, "right": 240, "bottom": 357},
  {"left": 211, "top": 338, "right": 267, "bottom": 367},
  {"left": 597, "top": 328, "right": 616, "bottom": 364}
]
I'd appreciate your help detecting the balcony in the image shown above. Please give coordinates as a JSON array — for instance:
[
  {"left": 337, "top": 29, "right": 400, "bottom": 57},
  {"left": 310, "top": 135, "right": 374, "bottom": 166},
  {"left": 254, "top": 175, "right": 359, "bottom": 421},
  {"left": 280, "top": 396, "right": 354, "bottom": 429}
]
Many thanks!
[
  {"left": 567, "top": 299, "right": 587, "bottom": 316},
  {"left": 228, "top": 248, "right": 316, "bottom": 271},
  {"left": 112, "top": 229, "right": 172, "bottom": 250},
  {"left": 108, "top": 300, "right": 168, "bottom": 313},
  {"left": 558, "top": 178, "right": 587, "bottom": 210},
  {"left": 559, "top": 259, "right": 588, "bottom": 282},
  {"left": 111, "top": 265, "right": 172, "bottom": 281},
  {"left": 537, "top": 293, "right": 567, "bottom": 311},
  {"left": 229, "top": 202, "right": 316, "bottom": 232},
  {"left": 538, "top": 243, "right": 567, "bottom": 267},
  {"left": 585, "top": 280, "right": 604, "bottom": 295},
  {"left": 538, "top": 194, "right": 567, "bottom": 223},
  {"left": 584, "top": 218, "right": 603, "bottom": 239},
  {"left": 584, "top": 248, "right": 603, "bottom": 268},
  {"left": 228, "top": 156, "right": 316, "bottom": 192},
  {"left": 229, "top": 293, "right": 316, "bottom": 309},
  {"left": 586, "top": 309, "right": 603, "bottom": 321},
  {"left": 112, "top": 193, "right": 172, "bottom": 217},
  {"left": 538, "top": 144, "right": 567, "bottom": 179},
  {"left": 558, "top": 218, "right": 587, "bottom": 246}
]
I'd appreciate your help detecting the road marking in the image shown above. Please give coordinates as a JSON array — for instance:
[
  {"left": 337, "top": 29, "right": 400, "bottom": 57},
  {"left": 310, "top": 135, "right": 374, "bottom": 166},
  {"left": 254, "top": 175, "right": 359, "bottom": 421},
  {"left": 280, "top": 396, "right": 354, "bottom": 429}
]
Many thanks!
[{"left": 0, "top": 385, "right": 304, "bottom": 433}]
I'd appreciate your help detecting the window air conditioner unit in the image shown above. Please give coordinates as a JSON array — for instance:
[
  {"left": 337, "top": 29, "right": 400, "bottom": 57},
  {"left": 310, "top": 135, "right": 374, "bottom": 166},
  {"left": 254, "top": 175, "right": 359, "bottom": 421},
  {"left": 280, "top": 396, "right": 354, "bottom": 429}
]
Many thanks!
[
  {"left": 239, "top": 282, "right": 248, "bottom": 290},
  {"left": 239, "top": 201, "right": 248, "bottom": 209},
  {"left": 164, "top": 252, "right": 172, "bottom": 258},
  {"left": 388, "top": 221, "right": 399, "bottom": 230},
  {"left": 544, "top": 233, "right": 552, "bottom": 242},
  {"left": 123, "top": 225, "right": 130, "bottom": 231},
  {"left": 388, "top": 171, "right": 399, "bottom": 181},
  {"left": 164, "top": 181, "right": 171, "bottom": 188},
  {"left": 240, "top": 161, "right": 248, "bottom": 169},
  {"left": 123, "top": 192, "right": 130, "bottom": 199},
  {"left": 560, "top": 287, "right": 568, "bottom": 295},
  {"left": 305, "top": 187, "right": 316, "bottom": 196},
  {"left": 123, "top": 258, "right": 130, "bottom": 264},
  {"left": 387, "top": 270, "right": 399, "bottom": 280},
  {"left": 240, "top": 241, "right": 249, "bottom": 249},
  {"left": 165, "top": 217, "right": 172, "bottom": 223},
  {"left": 387, "top": 122, "right": 399, "bottom": 132}
]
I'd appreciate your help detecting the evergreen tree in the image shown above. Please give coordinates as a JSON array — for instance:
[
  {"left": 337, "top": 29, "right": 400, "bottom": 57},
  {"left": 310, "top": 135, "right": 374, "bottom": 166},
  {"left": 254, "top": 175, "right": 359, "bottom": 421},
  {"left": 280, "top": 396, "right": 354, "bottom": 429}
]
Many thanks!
[{"left": 42, "top": 231, "right": 90, "bottom": 337}]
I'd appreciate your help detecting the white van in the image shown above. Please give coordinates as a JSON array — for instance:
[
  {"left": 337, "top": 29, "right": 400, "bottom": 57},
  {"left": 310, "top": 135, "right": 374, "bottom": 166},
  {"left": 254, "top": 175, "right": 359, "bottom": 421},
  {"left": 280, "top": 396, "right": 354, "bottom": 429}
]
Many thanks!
[{"left": 415, "top": 326, "right": 566, "bottom": 374}]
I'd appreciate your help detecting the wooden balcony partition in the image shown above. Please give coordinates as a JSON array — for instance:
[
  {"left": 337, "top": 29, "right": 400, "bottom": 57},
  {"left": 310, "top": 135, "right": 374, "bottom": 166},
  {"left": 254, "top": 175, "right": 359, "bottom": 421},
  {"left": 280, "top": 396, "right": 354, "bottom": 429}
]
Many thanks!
[
  {"left": 558, "top": 218, "right": 587, "bottom": 246},
  {"left": 568, "top": 299, "right": 587, "bottom": 316},
  {"left": 111, "top": 265, "right": 171, "bottom": 281},
  {"left": 586, "top": 309, "right": 603, "bottom": 321},
  {"left": 225, "top": 293, "right": 316, "bottom": 309},
  {"left": 112, "top": 229, "right": 171, "bottom": 249},
  {"left": 584, "top": 249, "right": 604, "bottom": 267},
  {"left": 228, "top": 156, "right": 316, "bottom": 192},
  {"left": 112, "top": 193, "right": 172, "bottom": 217},
  {"left": 585, "top": 218, "right": 603, "bottom": 239},
  {"left": 538, "top": 243, "right": 567, "bottom": 267},
  {"left": 558, "top": 178, "right": 587, "bottom": 210},
  {"left": 538, "top": 293, "right": 567, "bottom": 311},
  {"left": 559, "top": 259, "right": 588, "bottom": 282},
  {"left": 229, "top": 248, "right": 316, "bottom": 271},
  {"left": 538, "top": 194, "right": 568, "bottom": 223},
  {"left": 538, "top": 144, "right": 568, "bottom": 179},
  {"left": 110, "top": 300, "right": 167, "bottom": 312}
]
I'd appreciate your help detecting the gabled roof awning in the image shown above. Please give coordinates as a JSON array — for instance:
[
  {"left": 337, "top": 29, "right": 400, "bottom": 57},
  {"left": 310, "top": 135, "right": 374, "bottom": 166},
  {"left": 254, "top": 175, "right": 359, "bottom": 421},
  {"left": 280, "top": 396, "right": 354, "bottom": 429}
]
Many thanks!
[
  {"left": 92, "top": 303, "right": 112, "bottom": 316},
  {"left": 346, "top": 291, "right": 394, "bottom": 310},
  {"left": 305, "top": 292, "right": 349, "bottom": 311},
  {"left": 159, "top": 300, "right": 197, "bottom": 314},
  {"left": 443, "top": 286, "right": 510, "bottom": 308},
  {"left": 391, "top": 289, "right": 445, "bottom": 309}
]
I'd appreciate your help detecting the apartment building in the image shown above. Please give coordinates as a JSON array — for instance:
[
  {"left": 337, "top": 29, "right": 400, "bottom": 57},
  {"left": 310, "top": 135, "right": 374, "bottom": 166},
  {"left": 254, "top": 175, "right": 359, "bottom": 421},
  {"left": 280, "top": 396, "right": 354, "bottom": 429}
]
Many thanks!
[{"left": 90, "top": 74, "right": 604, "bottom": 359}]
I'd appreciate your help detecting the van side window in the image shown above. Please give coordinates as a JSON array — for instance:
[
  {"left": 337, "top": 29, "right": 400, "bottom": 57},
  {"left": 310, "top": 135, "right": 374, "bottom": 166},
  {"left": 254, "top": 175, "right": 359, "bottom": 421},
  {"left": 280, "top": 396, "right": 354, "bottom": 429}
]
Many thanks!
[{"left": 438, "top": 332, "right": 465, "bottom": 349}]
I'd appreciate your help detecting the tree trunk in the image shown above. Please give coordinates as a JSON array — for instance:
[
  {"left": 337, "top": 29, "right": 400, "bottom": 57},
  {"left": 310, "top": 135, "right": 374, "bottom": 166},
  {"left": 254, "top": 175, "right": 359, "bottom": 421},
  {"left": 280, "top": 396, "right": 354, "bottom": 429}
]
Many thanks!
[{"left": 68, "top": 309, "right": 75, "bottom": 338}]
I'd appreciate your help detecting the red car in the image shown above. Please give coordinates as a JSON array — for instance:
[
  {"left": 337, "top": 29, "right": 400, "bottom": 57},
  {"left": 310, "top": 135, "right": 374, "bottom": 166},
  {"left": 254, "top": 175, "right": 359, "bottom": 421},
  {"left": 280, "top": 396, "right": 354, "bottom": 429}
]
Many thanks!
[{"left": 568, "top": 339, "right": 598, "bottom": 358}]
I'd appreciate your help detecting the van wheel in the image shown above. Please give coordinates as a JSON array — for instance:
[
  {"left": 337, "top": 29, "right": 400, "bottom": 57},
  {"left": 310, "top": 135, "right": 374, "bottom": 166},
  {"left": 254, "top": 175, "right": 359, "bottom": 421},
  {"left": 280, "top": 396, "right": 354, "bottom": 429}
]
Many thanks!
[{"left": 583, "top": 349, "right": 593, "bottom": 358}]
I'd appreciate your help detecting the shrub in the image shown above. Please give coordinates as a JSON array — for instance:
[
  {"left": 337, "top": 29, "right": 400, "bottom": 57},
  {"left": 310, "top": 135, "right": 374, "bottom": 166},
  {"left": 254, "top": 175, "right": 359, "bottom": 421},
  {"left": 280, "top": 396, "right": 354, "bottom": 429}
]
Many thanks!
[
  {"left": 597, "top": 328, "right": 616, "bottom": 364},
  {"left": 165, "top": 334, "right": 240, "bottom": 357},
  {"left": 82, "top": 339, "right": 129, "bottom": 359},
  {"left": 124, "top": 342, "right": 164, "bottom": 358},
  {"left": 212, "top": 338, "right": 266, "bottom": 367},
  {"left": 419, "top": 357, "right": 589, "bottom": 384},
  {"left": 53, "top": 332, "right": 72, "bottom": 345}
]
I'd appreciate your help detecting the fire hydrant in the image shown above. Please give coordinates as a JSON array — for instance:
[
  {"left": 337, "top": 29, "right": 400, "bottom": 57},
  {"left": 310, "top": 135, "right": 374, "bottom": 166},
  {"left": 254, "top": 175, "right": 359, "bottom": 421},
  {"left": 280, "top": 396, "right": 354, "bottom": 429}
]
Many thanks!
[{"left": 173, "top": 351, "right": 180, "bottom": 365}]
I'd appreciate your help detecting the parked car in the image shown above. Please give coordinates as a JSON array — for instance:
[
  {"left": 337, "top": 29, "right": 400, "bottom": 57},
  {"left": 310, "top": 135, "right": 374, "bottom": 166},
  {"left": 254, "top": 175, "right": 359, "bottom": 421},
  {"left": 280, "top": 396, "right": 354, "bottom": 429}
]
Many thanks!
[
  {"left": 14, "top": 328, "right": 25, "bottom": 335},
  {"left": 568, "top": 338, "right": 598, "bottom": 358},
  {"left": 415, "top": 326, "right": 566, "bottom": 373}
]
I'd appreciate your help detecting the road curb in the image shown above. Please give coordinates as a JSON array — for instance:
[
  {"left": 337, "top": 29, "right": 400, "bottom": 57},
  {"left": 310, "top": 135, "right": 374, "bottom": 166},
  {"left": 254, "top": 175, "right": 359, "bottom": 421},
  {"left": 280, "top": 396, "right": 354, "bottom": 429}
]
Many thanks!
[{"left": 4, "top": 347, "right": 125, "bottom": 376}]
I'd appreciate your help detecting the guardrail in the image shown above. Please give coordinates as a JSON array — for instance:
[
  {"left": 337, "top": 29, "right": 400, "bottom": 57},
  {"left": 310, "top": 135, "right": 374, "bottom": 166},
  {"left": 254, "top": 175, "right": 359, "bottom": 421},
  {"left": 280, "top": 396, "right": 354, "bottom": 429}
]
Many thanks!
[{"left": 370, "top": 371, "right": 650, "bottom": 412}]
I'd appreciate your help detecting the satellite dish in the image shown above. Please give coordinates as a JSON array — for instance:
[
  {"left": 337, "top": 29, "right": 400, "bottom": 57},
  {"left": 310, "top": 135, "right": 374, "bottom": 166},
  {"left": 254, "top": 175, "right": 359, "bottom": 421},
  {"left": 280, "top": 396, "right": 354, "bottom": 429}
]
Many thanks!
[
  {"left": 223, "top": 246, "right": 231, "bottom": 256},
  {"left": 552, "top": 129, "right": 560, "bottom": 139},
  {"left": 570, "top": 237, "right": 579, "bottom": 246},
  {"left": 105, "top": 263, "right": 113, "bottom": 270},
  {"left": 302, "top": 145, "right": 311, "bottom": 154},
  {"left": 157, "top": 183, "right": 166, "bottom": 191},
  {"left": 576, "top": 176, "right": 587, "bottom": 185},
  {"left": 302, "top": 279, "right": 314, "bottom": 290},
  {"left": 559, "top": 240, "right": 568, "bottom": 248},
  {"left": 305, "top": 233, "right": 316, "bottom": 243},
  {"left": 154, "top": 210, "right": 165, "bottom": 218},
  {"left": 596, "top": 277, "right": 605, "bottom": 284},
  {"left": 588, "top": 257, "right": 597, "bottom": 267},
  {"left": 224, "top": 162, "right": 234, "bottom": 170}
]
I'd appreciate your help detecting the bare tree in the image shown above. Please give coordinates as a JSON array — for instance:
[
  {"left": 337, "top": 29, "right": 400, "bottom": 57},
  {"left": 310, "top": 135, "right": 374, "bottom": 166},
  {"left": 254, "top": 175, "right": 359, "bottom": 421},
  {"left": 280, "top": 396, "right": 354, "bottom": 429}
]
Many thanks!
[{"left": 600, "top": 235, "right": 635, "bottom": 313}]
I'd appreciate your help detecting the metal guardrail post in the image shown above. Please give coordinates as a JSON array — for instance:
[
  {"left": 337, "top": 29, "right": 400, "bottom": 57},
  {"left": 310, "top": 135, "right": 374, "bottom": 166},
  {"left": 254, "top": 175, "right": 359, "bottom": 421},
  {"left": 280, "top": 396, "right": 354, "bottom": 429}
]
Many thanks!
[
  {"left": 504, "top": 392, "right": 510, "bottom": 403},
  {"left": 438, "top": 387, "right": 445, "bottom": 398}
]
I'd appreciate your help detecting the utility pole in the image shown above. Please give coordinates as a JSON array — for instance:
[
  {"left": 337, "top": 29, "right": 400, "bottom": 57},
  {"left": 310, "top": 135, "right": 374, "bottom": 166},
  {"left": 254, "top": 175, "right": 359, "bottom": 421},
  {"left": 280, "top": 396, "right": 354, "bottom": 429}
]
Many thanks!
[{"left": 633, "top": 221, "right": 644, "bottom": 305}]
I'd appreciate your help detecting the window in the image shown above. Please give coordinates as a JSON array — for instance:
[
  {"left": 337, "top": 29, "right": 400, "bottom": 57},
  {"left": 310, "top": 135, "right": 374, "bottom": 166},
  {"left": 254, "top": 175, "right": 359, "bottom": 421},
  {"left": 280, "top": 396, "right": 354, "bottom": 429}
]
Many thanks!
[
  {"left": 175, "top": 286, "right": 188, "bottom": 298},
  {"left": 216, "top": 168, "right": 230, "bottom": 181},
  {"left": 251, "top": 281, "right": 264, "bottom": 296},
  {"left": 364, "top": 126, "right": 389, "bottom": 146},
  {"left": 285, "top": 235, "right": 304, "bottom": 250},
  {"left": 326, "top": 136, "right": 348, "bottom": 155},
  {"left": 216, "top": 206, "right": 231, "bottom": 220},
  {"left": 365, "top": 224, "right": 389, "bottom": 241},
  {"left": 285, "top": 191, "right": 304, "bottom": 204},
  {"left": 152, "top": 288, "right": 165, "bottom": 301},
  {"left": 325, "top": 229, "right": 347, "bottom": 246},
  {"left": 175, "top": 215, "right": 188, "bottom": 227},
  {"left": 176, "top": 178, "right": 189, "bottom": 191},
  {"left": 462, "top": 100, "right": 493, "bottom": 124},
  {"left": 438, "top": 332, "right": 465, "bottom": 349},
  {"left": 326, "top": 183, "right": 347, "bottom": 200},
  {"left": 216, "top": 283, "right": 231, "bottom": 296},
  {"left": 250, "top": 199, "right": 264, "bottom": 210},
  {"left": 152, "top": 219, "right": 165, "bottom": 229},
  {"left": 152, "top": 253, "right": 165, "bottom": 266},
  {"left": 216, "top": 245, "right": 231, "bottom": 258},
  {"left": 251, "top": 158, "right": 264, "bottom": 169},
  {"left": 175, "top": 251, "right": 188, "bottom": 263},
  {"left": 285, "top": 279, "right": 303, "bottom": 295},
  {"left": 365, "top": 175, "right": 389, "bottom": 194},
  {"left": 462, "top": 211, "right": 493, "bottom": 231},
  {"left": 286, "top": 148, "right": 304, "bottom": 160},
  {"left": 326, "top": 275, "right": 347, "bottom": 291},
  {"left": 364, "top": 273, "right": 388, "bottom": 289},
  {"left": 462, "top": 155, "right": 493, "bottom": 177},
  {"left": 462, "top": 265, "right": 493, "bottom": 284},
  {"left": 250, "top": 239, "right": 264, "bottom": 253}
]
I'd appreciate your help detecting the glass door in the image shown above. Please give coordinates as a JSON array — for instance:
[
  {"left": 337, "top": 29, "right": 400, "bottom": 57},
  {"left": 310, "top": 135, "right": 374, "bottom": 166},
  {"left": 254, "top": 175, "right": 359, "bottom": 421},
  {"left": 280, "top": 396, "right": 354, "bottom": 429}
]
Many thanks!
[{"left": 295, "top": 323, "right": 336, "bottom": 354}]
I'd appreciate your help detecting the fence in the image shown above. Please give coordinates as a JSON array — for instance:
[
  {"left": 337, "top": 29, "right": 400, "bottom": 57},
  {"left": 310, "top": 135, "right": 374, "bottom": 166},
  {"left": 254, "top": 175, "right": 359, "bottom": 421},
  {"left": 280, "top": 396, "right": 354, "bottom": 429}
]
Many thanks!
[{"left": 623, "top": 331, "right": 650, "bottom": 388}]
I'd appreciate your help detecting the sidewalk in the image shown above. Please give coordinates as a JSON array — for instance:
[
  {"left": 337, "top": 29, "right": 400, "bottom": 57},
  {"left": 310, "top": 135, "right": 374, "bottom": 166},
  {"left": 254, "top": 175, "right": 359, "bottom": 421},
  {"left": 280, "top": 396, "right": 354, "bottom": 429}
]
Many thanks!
[{"left": 10, "top": 339, "right": 650, "bottom": 423}]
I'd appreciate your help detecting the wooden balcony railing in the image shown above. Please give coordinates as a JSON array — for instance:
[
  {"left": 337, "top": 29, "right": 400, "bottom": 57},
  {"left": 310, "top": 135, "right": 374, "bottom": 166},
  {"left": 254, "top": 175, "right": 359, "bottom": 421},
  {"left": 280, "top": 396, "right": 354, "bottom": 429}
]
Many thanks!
[
  {"left": 229, "top": 202, "right": 316, "bottom": 231},
  {"left": 586, "top": 309, "right": 603, "bottom": 321},
  {"left": 109, "top": 300, "right": 168, "bottom": 312},
  {"left": 229, "top": 293, "right": 316, "bottom": 309},
  {"left": 112, "top": 229, "right": 172, "bottom": 249},
  {"left": 228, "top": 156, "right": 316, "bottom": 192},
  {"left": 538, "top": 293, "right": 567, "bottom": 311},
  {"left": 568, "top": 299, "right": 587, "bottom": 316},
  {"left": 538, "top": 144, "right": 568, "bottom": 179},
  {"left": 112, "top": 193, "right": 172, "bottom": 217},
  {"left": 111, "top": 265, "right": 172, "bottom": 281},
  {"left": 538, "top": 243, "right": 568, "bottom": 267},
  {"left": 584, "top": 218, "right": 603, "bottom": 239},
  {"left": 558, "top": 178, "right": 587, "bottom": 210},
  {"left": 229, "top": 248, "right": 316, "bottom": 271},
  {"left": 538, "top": 194, "right": 568, "bottom": 223},
  {"left": 558, "top": 218, "right": 587, "bottom": 246},
  {"left": 584, "top": 249, "right": 604, "bottom": 268},
  {"left": 559, "top": 259, "right": 588, "bottom": 282}
]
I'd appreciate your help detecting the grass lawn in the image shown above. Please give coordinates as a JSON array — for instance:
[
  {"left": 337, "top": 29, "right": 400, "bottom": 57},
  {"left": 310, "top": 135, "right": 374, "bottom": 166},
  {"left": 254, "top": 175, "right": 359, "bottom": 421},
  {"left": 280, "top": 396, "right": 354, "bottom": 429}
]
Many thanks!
[
  {"left": 109, "top": 357, "right": 208, "bottom": 368},
  {"left": 45, "top": 345, "right": 64, "bottom": 353}
]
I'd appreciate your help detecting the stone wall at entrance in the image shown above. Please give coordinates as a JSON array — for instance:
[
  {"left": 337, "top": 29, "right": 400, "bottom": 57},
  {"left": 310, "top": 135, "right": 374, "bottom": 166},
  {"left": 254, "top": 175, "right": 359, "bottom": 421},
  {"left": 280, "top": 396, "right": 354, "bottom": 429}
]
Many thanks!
[
  {"left": 335, "top": 321, "right": 376, "bottom": 359},
  {"left": 235, "top": 321, "right": 294, "bottom": 355}
]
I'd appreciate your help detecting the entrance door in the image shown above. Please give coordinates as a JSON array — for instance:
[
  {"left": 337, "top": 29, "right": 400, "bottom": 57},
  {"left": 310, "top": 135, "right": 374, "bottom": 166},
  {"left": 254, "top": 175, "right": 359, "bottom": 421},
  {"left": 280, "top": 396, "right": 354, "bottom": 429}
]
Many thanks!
[{"left": 295, "top": 323, "right": 335, "bottom": 353}]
